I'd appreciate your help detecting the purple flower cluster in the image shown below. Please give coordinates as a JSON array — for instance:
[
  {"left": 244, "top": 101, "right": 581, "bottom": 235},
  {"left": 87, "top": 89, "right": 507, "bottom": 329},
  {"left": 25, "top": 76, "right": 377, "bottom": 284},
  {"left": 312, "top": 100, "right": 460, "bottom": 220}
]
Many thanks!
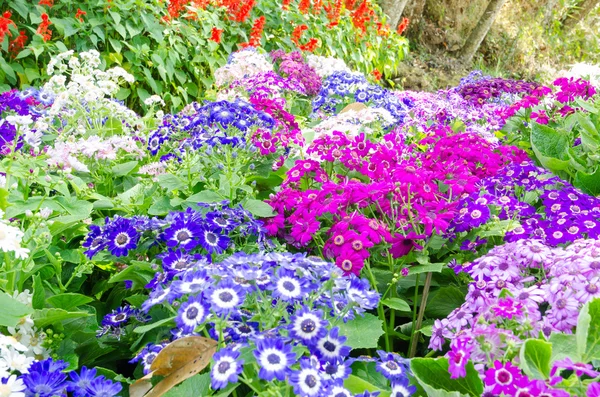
[
  {"left": 271, "top": 50, "right": 322, "bottom": 96},
  {"left": 432, "top": 239, "right": 600, "bottom": 369},
  {"left": 146, "top": 99, "right": 275, "bottom": 155},
  {"left": 0, "top": 88, "right": 49, "bottom": 154},
  {"left": 455, "top": 71, "right": 541, "bottom": 106},
  {"left": 230, "top": 71, "right": 308, "bottom": 98},
  {"left": 82, "top": 202, "right": 266, "bottom": 261},
  {"left": 19, "top": 358, "right": 122, "bottom": 397},
  {"left": 446, "top": 161, "right": 600, "bottom": 247}
]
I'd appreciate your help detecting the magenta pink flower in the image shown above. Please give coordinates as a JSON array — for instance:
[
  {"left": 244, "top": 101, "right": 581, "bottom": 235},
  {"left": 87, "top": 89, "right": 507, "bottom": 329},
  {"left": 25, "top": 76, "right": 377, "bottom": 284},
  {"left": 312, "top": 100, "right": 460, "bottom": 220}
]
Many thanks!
[
  {"left": 588, "top": 382, "right": 600, "bottom": 397},
  {"left": 446, "top": 338, "right": 472, "bottom": 379},
  {"left": 484, "top": 360, "right": 522, "bottom": 395},
  {"left": 491, "top": 297, "right": 524, "bottom": 320},
  {"left": 389, "top": 231, "right": 425, "bottom": 259}
]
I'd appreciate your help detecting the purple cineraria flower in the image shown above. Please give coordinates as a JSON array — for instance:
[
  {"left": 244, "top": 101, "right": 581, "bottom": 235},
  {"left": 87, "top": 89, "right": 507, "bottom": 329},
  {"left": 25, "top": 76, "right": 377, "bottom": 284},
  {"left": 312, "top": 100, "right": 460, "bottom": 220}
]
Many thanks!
[
  {"left": 289, "top": 358, "right": 325, "bottom": 397},
  {"left": 491, "top": 297, "right": 524, "bottom": 320},
  {"left": 84, "top": 377, "right": 123, "bottom": 397},
  {"left": 102, "top": 305, "right": 135, "bottom": 328},
  {"left": 253, "top": 337, "right": 296, "bottom": 381},
  {"left": 312, "top": 327, "right": 351, "bottom": 363},
  {"left": 130, "top": 343, "right": 165, "bottom": 375},
  {"left": 176, "top": 294, "right": 210, "bottom": 333},
  {"left": 288, "top": 307, "right": 328, "bottom": 345},
  {"left": 22, "top": 359, "right": 68, "bottom": 397},
  {"left": 210, "top": 346, "right": 244, "bottom": 390},
  {"left": 207, "top": 278, "right": 246, "bottom": 316},
  {"left": 446, "top": 338, "right": 473, "bottom": 379},
  {"left": 67, "top": 366, "right": 98, "bottom": 396},
  {"left": 550, "top": 357, "right": 600, "bottom": 378},
  {"left": 588, "top": 382, "right": 600, "bottom": 397},
  {"left": 375, "top": 350, "right": 409, "bottom": 381},
  {"left": 198, "top": 227, "right": 230, "bottom": 255},
  {"left": 163, "top": 212, "right": 204, "bottom": 251}
]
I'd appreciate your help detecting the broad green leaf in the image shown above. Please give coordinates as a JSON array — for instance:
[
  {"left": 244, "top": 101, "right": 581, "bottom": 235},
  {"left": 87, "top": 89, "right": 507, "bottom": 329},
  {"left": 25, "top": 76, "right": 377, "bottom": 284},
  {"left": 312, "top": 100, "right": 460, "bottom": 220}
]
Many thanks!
[
  {"left": 0, "top": 292, "right": 33, "bottom": 327},
  {"left": 381, "top": 297, "right": 411, "bottom": 312},
  {"left": 111, "top": 161, "right": 139, "bottom": 177},
  {"left": 530, "top": 123, "right": 570, "bottom": 172},
  {"left": 425, "top": 287, "right": 467, "bottom": 318},
  {"left": 243, "top": 199, "right": 275, "bottom": 218},
  {"left": 574, "top": 169, "right": 600, "bottom": 197},
  {"left": 57, "top": 339, "right": 79, "bottom": 370},
  {"left": 576, "top": 113, "right": 600, "bottom": 152},
  {"left": 549, "top": 333, "right": 579, "bottom": 363},
  {"left": 345, "top": 375, "right": 390, "bottom": 397},
  {"left": 336, "top": 313, "right": 384, "bottom": 349},
  {"left": 411, "top": 358, "right": 483, "bottom": 397},
  {"left": 32, "top": 275, "right": 45, "bottom": 310},
  {"left": 157, "top": 174, "right": 186, "bottom": 191},
  {"left": 133, "top": 316, "right": 176, "bottom": 334},
  {"left": 185, "top": 190, "right": 224, "bottom": 204},
  {"left": 576, "top": 298, "right": 600, "bottom": 362},
  {"left": 520, "top": 339, "right": 552, "bottom": 380},
  {"left": 148, "top": 196, "right": 175, "bottom": 216},
  {"left": 33, "top": 308, "right": 92, "bottom": 328},
  {"left": 162, "top": 373, "right": 211, "bottom": 397},
  {"left": 108, "top": 261, "right": 155, "bottom": 290},
  {"left": 409, "top": 263, "right": 444, "bottom": 275},
  {"left": 47, "top": 293, "right": 94, "bottom": 311}
]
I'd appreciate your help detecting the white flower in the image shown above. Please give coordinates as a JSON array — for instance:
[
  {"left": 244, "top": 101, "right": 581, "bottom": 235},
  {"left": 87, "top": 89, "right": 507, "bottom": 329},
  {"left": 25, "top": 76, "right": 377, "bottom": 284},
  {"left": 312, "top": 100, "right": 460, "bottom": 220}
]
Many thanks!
[
  {"left": 23, "top": 129, "right": 43, "bottom": 149},
  {"left": 5, "top": 115, "right": 33, "bottom": 127},
  {"left": 39, "top": 208, "right": 52, "bottom": 219},
  {"left": 0, "top": 347, "right": 34, "bottom": 373},
  {"left": 0, "top": 374, "right": 26, "bottom": 397},
  {"left": 144, "top": 95, "right": 165, "bottom": 107},
  {"left": 0, "top": 176, "right": 5, "bottom": 188},
  {"left": 0, "top": 335, "right": 27, "bottom": 353},
  {"left": 0, "top": 223, "right": 29, "bottom": 259}
]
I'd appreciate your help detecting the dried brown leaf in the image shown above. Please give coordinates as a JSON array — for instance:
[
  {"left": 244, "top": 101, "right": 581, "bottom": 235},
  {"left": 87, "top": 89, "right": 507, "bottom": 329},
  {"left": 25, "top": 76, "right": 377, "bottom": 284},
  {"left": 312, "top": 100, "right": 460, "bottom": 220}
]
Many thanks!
[{"left": 340, "top": 102, "right": 368, "bottom": 114}]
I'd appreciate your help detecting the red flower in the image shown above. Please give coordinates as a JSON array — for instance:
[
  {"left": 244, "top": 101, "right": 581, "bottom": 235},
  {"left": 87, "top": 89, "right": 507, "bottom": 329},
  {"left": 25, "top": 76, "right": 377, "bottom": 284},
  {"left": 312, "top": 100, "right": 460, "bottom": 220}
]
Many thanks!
[
  {"left": 325, "top": 0, "right": 342, "bottom": 27},
  {"left": 291, "top": 24, "right": 318, "bottom": 52},
  {"left": 282, "top": 0, "right": 293, "bottom": 10},
  {"left": 0, "top": 11, "right": 15, "bottom": 44},
  {"left": 166, "top": 0, "right": 191, "bottom": 19},
  {"left": 210, "top": 27, "right": 223, "bottom": 43},
  {"left": 8, "top": 30, "right": 28, "bottom": 57},
  {"left": 397, "top": 17, "right": 409, "bottom": 35},
  {"left": 372, "top": 69, "right": 382, "bottom": 81},
  {"left": 299, "top": 0, "right": 310, "bottom": 14},
  {"left": 38, "top": 0, "right": 55, "bottom": 7},
  {"left": 239, "top": 15, "right": 265, "bottom": 48},
  {"left": 233, "top": 0, "right": 255, "bottom": 22},
  {"left": 74, "top": 9, "right": 87, "bottom": 22},
  {"left": 37, "top": 13, "right": 53, "bottom": 42}
]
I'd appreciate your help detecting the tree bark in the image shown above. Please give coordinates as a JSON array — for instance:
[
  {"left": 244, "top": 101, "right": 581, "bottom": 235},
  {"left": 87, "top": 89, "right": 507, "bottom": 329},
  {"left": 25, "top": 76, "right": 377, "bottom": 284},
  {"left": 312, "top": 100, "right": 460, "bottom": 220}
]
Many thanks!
[
  {"left": 562, "top": 0, "right": 600, "bottom": 30},
  {"left": 458, "top": 0, "right": 508, "bottom": 64},
  {"left": 381, "top": 0, "right": 410, "bottom": 29}
]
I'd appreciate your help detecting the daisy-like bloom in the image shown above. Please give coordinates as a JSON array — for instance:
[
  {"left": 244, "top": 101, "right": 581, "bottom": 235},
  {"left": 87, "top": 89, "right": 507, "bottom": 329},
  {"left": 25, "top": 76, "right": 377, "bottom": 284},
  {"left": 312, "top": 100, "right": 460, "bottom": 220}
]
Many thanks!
[
  {"left": 210, "top": 347, "right": 244, "bottom": 390},
  {"left": 322, "top": 381, "right": 352, "bottom": 397},
  {"left": 198, "top": 227, "right": 230, "bottom": 254},
  {"left": 588, "top": 382, "right": 600, "bottom": 397},
  {"left": 163, "top": 216, "right": 203, "bottom": 251},
  {"left": 176, "top": 294, "right": 210, "bottom": 333},
  {"left": 313, "top": 327, "right": 351, "bottom": 363},
  {"left": 253, "top": 337, "right": 296, "bottom": 381},
  {"left": 550, "top": 357, "right": 600, "bottom": 378},
  {"left": 0, "top": 222, "right": 29, "bottom": 259},
  {"left": 67, "top": 366, "right": 98, "bottom": 395},
  {"left": 106, "top": 219, "right": 139, "bottom": 257},
  {"left": 446, "top": 338, "right": 473, "bottom": 379},
  {"left": 484, "top": 360, "right": 522, "bottom": 396},
  {"left": 375, "top": 351, "right": 409, "bottom": 381},
  {"left": 271, "top": 268, "right": 308, "bottom": 302},
  {"left": 101, "top": 305, "right": 134, "bottom": 328},
  {"left": 84, "top": 376, "right": 123, "bottom": 397},
  {"left": 22, "top": 359, "right": 68, "bottom": 397},
  {"left": 491, "top": 297, "right": 523, "bottom": 320},
  {"left": 0, "top": 374, "right": 26, "bottom": 397},
  {"left": 171, "top": 270, "right": 211, "bottom": 297},
  {"left": 288, "top": 308, "right": 328, "bottom": 345},
  {"left": 390, "top": 377, "right": 417, "bottom": 397},
  {"left": 130, "top": 344, "right": 165, "bottom": 375},
  {"left": 207, "top": 278, "right": 246, "bottom": 315},
  {"left": 289, "top": 358, "right": 325, "bottom": 397}
]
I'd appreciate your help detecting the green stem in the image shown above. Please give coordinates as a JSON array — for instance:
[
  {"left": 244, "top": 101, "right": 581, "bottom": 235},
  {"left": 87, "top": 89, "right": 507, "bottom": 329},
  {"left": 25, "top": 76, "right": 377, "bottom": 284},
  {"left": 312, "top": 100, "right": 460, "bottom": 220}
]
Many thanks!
[
  {"left": 409, "top": 272, "right": 433, "bottom": 358},
  {"left": 407, "top": 273, "right": 420, "bottom": 357},
  {"left": 364, "top": 260, "right": 390, "bottom": 351}
]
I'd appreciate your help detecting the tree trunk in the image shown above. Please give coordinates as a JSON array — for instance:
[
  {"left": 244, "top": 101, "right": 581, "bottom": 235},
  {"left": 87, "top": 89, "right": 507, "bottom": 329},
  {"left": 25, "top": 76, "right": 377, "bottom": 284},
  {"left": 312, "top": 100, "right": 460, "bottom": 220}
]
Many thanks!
[
  {"left": 562, "top": 0, "right": 600, "bottom": 30},
  {"left": 382, "top": 0, "right": 410, "bottom": 29},
  {"left": 458, "top": 0, "right": 508, "bottom": 64},
  {"left": 543, "top": 0, "right": 559, "bottom": 28}
]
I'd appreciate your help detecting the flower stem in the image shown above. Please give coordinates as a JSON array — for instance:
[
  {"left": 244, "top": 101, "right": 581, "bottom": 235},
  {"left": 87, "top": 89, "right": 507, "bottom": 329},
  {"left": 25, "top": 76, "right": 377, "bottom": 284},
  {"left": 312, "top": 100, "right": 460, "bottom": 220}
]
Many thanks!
[{"left": 409, "top": 271, "right": 433, "bottom": 358}]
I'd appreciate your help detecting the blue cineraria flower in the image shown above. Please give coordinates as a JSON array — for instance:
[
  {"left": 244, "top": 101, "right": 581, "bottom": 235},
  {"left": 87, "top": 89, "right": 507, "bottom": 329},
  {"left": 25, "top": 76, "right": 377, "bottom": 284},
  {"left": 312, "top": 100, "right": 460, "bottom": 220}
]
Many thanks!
[
  {"left": 289, "top": 358, "right": 326, "bottom": 397},
  {"left": 270, "top": 268, "right": 308, "bottom": 302},
  {"left": 67, "top": 366, "right": 98, "bottom": 396},
  {"left": 320, "top": 358, "right": 355, "bottom": 381},
  {"left": 312, "top": 327, "right": 350, "bottom": 363},
  {"left": 288, "top": 307, "right": 328, "bottom": 345},
  {"left": 390, "top": 377, "right": 417, "bottom": 397},
  {"left": 356, "top": 391, "right": 380, "bottom": 397},
  {"left": 375, "top": 351, "right": 410, "bottom": 381},
  {"left": 82, "top": 224, "right": 107, "bottom": 259},
  {"left": 22, "top": 359, "right": 68, "bottom": 397},
  {"left": 176, "top": 294, "right": 210, "bottom": 333},
  {"left": 346, "top": 277, "right": 380, "bottom": 310},
  {"left": 228, "top": 321, "right": 259, "bottom": 341},
  {"left": 171, "top": 269, "right": 211, "bottom": 298},
  {"left": 142, "top": 285, "right": 173, "bottom": 312},
  {"left": 253, "top": 337, "right": 296, "bottom": 381},
  {"left": 210, "top": 347, "right": 244, "bottom": 390},
  {"left": 207, "top": 278, "right": 246, "bottom": 315},
  {"left": 163, "top": 212, "right": 204, "bottom": 251},
  {"left": 159, "top": 250, "right": 206, "bottom": 275},
  {"left": 198, "top": 227, "right": 230, "bottom": 254},
  {"left": 106, "top": 217, "right": 139, "bottom": 257},
  {"left": 102, "top": 305, "right": 135, "bottom": 328},
  {"left": 322, "top": 380, "right": 353, "bottom": 397},
  {"left": 130, "top": 344, "right": 166, "bottom": 375},
  {"left": 84, "top": 376, "right": 123, "bottom": 397}
]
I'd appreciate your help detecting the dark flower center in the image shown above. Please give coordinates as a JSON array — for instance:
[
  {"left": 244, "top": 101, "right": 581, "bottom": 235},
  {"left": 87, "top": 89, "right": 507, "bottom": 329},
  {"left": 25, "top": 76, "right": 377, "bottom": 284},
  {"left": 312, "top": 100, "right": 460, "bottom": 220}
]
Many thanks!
[
  {"left": 497, "top": 369, "right": 511, "bottom": 384},
  {"left": 219, "top": 291, "right": 234, "bottom": 303},
  {"left": 174, "top": 260, "right": 188, "bottom": 269},
  {"left": 300, "top": 319, "right": 316, "bottom": 334},
  {"left": 177, "top": 230, "right": 191, "bottom": 242},
  {"left": 556, "top": 298, "right": 567, "bottom": 309},
  {"left": 205, "top": 232, "right": 218, "bottom": 245},
  {"left": 114, "top": 313, "right": 127, "bottom": 321},
  {"left": 305, "top": 374, "right": 318, "bottom": 388},
  {"left": 586, "top": 284, "right": 598, "bottom": 294},
  {"left": 238, "top": 325, "right": 252, "bottom": 334},
  {"left": 145, "top": 353, "right": 156, "bottom": 364},
  {"left": 267, "top": 353, "right": 280, "bottom": 365},
  {"left": 116, "top": 233, "right": 129, "bottom": 245},
  {"left": 186, "top": 307, "right": 199, "bottom": 320},
  {"left": 217, "top": 361, "right": 231, "bottom": 373},
  {"left": 282, "top": 281, "right": 296, "bottom": 292},
  {"left": 323, "top": 341, "right": 337, "bottom": 352},
  {"left": 385, "top": 361, "right": 398, "bottom": 370}
]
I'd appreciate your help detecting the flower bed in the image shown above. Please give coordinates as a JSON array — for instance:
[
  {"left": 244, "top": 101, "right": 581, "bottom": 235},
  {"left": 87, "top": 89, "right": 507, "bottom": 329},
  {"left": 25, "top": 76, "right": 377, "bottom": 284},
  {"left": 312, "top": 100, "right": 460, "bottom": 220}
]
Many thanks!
[{"left": 0, "top": 48, "right": 599, "bottom": 397}]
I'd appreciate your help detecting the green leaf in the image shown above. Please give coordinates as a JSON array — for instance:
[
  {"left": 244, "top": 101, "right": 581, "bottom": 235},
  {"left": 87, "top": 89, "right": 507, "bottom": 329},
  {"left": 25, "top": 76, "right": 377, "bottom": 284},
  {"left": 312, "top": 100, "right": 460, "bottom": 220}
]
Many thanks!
[
  {"left": 574, "top": 168, "right": 600, "bottom": 196},
  {"left": 381, "top": 297, "right": 411, "bottom": 312},
  {"left": 162, "top": 373, "right": 211, "bottom": 397},
  {"left": 133, "top": 316, "right": 176, "bottom": 334},
  {"left": 549, "top": 333, "right": 579, "bottom": 363},
  {"left": 243, "top": 199, "right": 275, "bottom": 217},
  {"left": 47, "top": 293, "right": 94, "bottom": 311},
  {"left": 425, "top": 286, "right": 467, "bottom": 318},
  {"left": 576, "top": 298, "right": 600, "bottom": 362},
  {"left": 576, "top": 113, "right": 600, "bottom": 152},
  {"left": 185, "top": 190, "right": 224, "bottom": 204},
  {"left": 32, "top": 308, "right": 92, "bottom": 328},
  {"left": 411, "top": 358, "right": 483, "bottom": 397},
  {"left": 108, "top": 261, "right": 155, "bottom": 290},
  {"left": 32, "top": 274, "right": 45, "bottom": 310},
  {"left": 57, "top": 339, "right": 79, "bottom": 370},
  {"left": 336, "top": 313, "right": 384, "bottom": 349},
  {"left": 0, "top": 292, "right": 33, "bottom": 327},
  {"left": 111, "top": 161, "right": 138, "bottom": 176},
  {"left": 520, "top": 339, "right": 552, "bottom": 380},
  {"left": 157, "top": 174, "right": 186, "bottom": 191},
  {"left": 344, "top": 375, "right": 390, "bottom": 397},
  {"left": 530, "top": 123, "right": 570, "bottom": 172},
  {"left": 148, "top": 196, "right": 176, "bottom": 216},
  {"left": 409, "top": 263, "right": 444, "bottom": 275}
]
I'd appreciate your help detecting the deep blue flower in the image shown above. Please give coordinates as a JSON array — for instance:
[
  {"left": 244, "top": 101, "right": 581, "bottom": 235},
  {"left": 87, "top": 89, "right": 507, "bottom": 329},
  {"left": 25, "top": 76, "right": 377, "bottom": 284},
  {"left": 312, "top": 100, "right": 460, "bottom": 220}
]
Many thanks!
[
  {"left": 163, "top": 215, "right": 204, "bottom": 251},
  {"left": 253, "top": 337, "right": 296, "bottom": 381},
  {"left": 130, "top": 344, "right": 165, "bottom": 375},
  {"left": 197, "top": 227, "right": 230, "bottom": 254},
  {"left": 270, "top": 268, "right": 308, "bottom": 302},
  {"left": 289, "top": 358, "right": 325, "bottom": 397},
  {"left": 390, "top": 377, "right": 417, "bottom": 397},
  {"left": 82, "top": 225, "right": 107, "bottom": 259},
  {"left": 207, "top": 278, "right": 246, "bottom": 315},
  {"left": 106, "top": 218, "right": 139, "bottom": 257},
  {"left": 102, "top": 305, "right": 135, "bottom": 328},
  {"left": 23, "top": 359, "right": 68, "bottom": 397},
  {"left": 67, "top": 366, "right": 99, "bottom": 396},
  {"left": 210, "top": 347, "right": 244, "bottom": 390},
  {"left": 289, "top": 307, "right": 328, "bottom": 345},
  {"left": 84, "top": 376, "right": 123, "bottom": 397},
  {"left": 375, "top": 350, "right": 409, "bottom": 381},
  {"left": 176, "top": 294, "right": 210, "bottom": 333},
  {"left": 228, "top": 321, "right": 259, "bottom": 341},
  {"left": 312, "top": 327, "right": 351, "bottom": 363}
]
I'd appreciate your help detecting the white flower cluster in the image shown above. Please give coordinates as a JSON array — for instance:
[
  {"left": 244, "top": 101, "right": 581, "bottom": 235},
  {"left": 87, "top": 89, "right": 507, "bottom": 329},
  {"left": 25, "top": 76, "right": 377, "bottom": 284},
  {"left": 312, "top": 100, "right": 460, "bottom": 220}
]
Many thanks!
[
  {"left": 0, "top": 211, "right": 29, "bottom": 259},
  {"left": 0, "top": 290, "right": 48, "bottom": 382},
  {"left": 309, "top": 107, "right": 397, "bottom": 141},
  {"left": 564, "top": 62, "right": 600, "bottom": 87},
  {"left": 3, "top": 115, "right": 43, "bottom": 150},
  {"left": 143, "top": 95, "right": 166, "bottom": 107},
  {"left": 40, "top": 50, "right": 140, "bottom": 139},
  {"left": 306, "top": 54, "right": 352, "bottom": 78},
  {"left": 214, "top": 49, "right": 273, "bottom": 87},
  {"left": 46, "top": 135, "right": 146, "bottom": 173}
]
